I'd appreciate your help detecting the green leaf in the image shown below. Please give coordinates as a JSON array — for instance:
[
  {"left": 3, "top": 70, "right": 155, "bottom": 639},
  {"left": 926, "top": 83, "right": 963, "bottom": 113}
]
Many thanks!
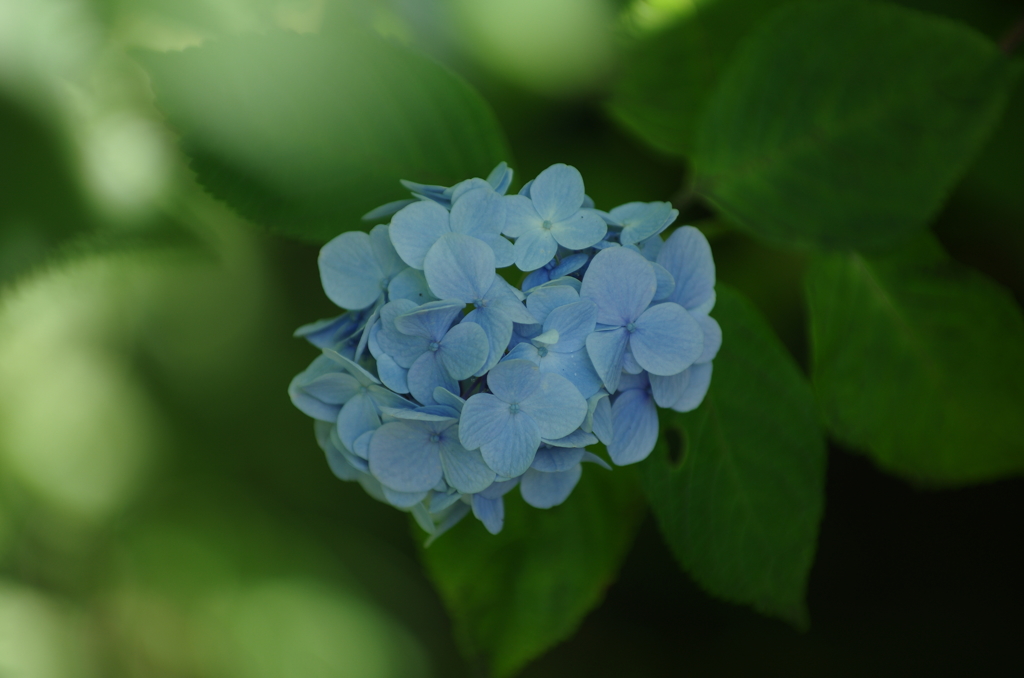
[
  {"left": 692, "top": 0, "right": 1022, "bottom": 250},
  {"left": 419, "top": 463, "right": 644, "bottom": 677},
  {"left": 640, "top": 285, "right": 826, "bottom": 627},
  {"left": 607, "top": 0, "right": 790, "bottom": 157},
  {"left": 806, "top": 235, "right": 1024, "bottom": 485},
  {"left": 138, "top": 28, "right": 511, "bottom": 243}
]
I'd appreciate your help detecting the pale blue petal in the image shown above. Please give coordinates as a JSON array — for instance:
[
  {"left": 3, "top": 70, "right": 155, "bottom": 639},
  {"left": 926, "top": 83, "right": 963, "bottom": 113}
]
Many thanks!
[
  {"left": 294, "top": 312, "right": 360, "bottom": 349},
  {"left": 544, "top": 300, "right": 597, "bottom": 352},
  {"left": 394, "top": 299, "right": 464, "bottom": 341},
  {"left": 380, "top": 406, "right": 457, "bottom": 423},
  {"left": 672, "top": 363, "right": 713, "bottom": 413},
  {"left": 388, "top": 268, "right": 437, "bottom": 305},
  {"left": 550, "top": 210, "right": 607, "bottom": 250},
  {"left": 591, "top": 393, "right": 613, "bottom": 445},
  {"left": 520, "top": 372, "right": 588, "bottom": 440},
  {"left": 585, "top": 327, "right": 629, "bottom": 393},
  {"left": 480, "top": 233, "right": 516, "bottom": 268},
  {"left": 408, "top": 352, "right": 457, "bottom": 406},
  {"left": 630, "top": 302, "right": 704, "bottom": 376},
  {"left": 302, "top": 372, "right": 361, "bottom": 404},
  {"left": 608, "top": 388, "right": 659, "bottom": 465},
  {"left": 377, "top": 353, "right": 410, "bottom": 394},
  {"left": 382, "top": 487, "right": 429, "bottom": 508},
  {"left": 540, "top": 349, "right": 602, "bottom": 399},
  {"left": 505, "top": 342, "right": 541, "bottom": 364},
  {"left": 622, "top": 346, "right": 644, "bottom": 374},
  {"left": 429, "top": 490, "right": 462, "bottom": 513},
  {"left": 651, "top": 262, "right": 676, "bottom": 302},
  {"left": 389, "top": 200, "right": 451, "bottom": 269},
  {"left": 531, "top": 446, "right": 585, "bottom": 472},
  {"left": 458, "top": 393, "right": 507, "bottom": 451},
  {"left": 472, "top": 495, "right": 504, "bottom": 535},
  {"left": 478, "top": 478, "right": 520, "bottom": 499},
  {"left": 501, "top": 194, "right": 540, "bottom": 238},
  {"left": 610, "top": 201, "right": 676, "bottom": 246},
  {"left": 487, "top": 162, "right": 513, "bottom": 194},
  {"left": 464, "top": 307, "right": 513, "bottom": 376},
  {"left": 322, "top": 348, "right": 380, "bottom": 386},
  {"left": 581, "top": 390, "right": 608, "bottom": 434},
  {"left": 400, "top": 179, "right": 446, "bottom": 197},
  {"left": 518, "top": 179, "right": 534, "bottom": 197},
  {"left": 337, "top": 393, "right": 381, "bottom": 451},
  {"left": 520, "top": 466, "right": 581, "bottom": 509},
  {"left": 319, "top": 231, "right": 385, "bottom": 310},
  {"left": 450, "top": 187, "right": 506, "bottom": 238},
  {"left": 514, "top": 226, "right": 559, "bottom": 272},
  {"left": 439, "top": 439, "right": 496, "bottom": 494},
  {"left": 350, "top": 429, "right": 373, "bottom": 462},
  {"left": 486, "top": 359, "right": 541, "bottom": 403},
  {"left": 542, "top": 276, "right": 582, "bottom": 292},
  {"left": 581, "top": 451, "right": 612, "bottom": 470},
  {"left": 362, "top": 198, "right": 417, "bottom": 221},
  {"left": 657, "top": 226, "right": 716, "bottom": 314},
  {"left": 460, "top": 393, "right": 540, "bottom": 477},
  {"left": 439, "top": 321, "right": 489, "bottom": 379},
  {"left": 509, "top": 321, "right": 542, "bottom": 351},
  {"left": 521, "top": 268, "right": 550, "bottom": 292},
  {"left": 324, "top": 440, "right": 362, "bottom": 481},
  {"left": 532, "top": 329, "right": 560, "bottom": 347},
  {"left": 289, "top": 372, "right": 340, "bottom": 422},
  {"left": 580, "top": 246, "right": 657, "bottom": 326},
  {"left": 636, "top": 234, "right": 663, "bottom": 261},
  {"left": 525, "top": 284, "right": 579, "bottom": 325},
  {"left": 482, "top": 277, "right": 536, "bottom": 325},
  {"left": 582, "top": 194, "right": 596, "bottom": 209},
  {"left": 369, "top": 224, "right": 405, "bottom": 277},
  {"left": 650, "top": 370, "right": 690, "bottom": 408},
  {"left": 423, "top": 233, "right": 496, "bottom": 302},
  {"left": 617, "top": 370, "right": 650, "bottom": 392},
  {"left": 449, "top": 177, "right": 491, "bottom": 203},
  {"left": 378, "top": 299, "right": 428, "bottom": 367},
  {"left": 530, "top": 163, "right": 585, "bottom": 222},
  {"left": 541, "top": 428, "right": 598, "bottom": 448},
  {"left": 696, "top": 314, "right": 722, "bottom": 363},
  {"left": 423, "top": 502, "right": 471, "bottom": 545},
  {"left": 367, "top": 384, "right": 415, "bottom": 412},
  {"left": 353, "top": 305, "right": 378, "bottom": 362},
  {"left": 551, "top": 252, "right": 589, "bottom": 277},
  {"left": 368, "top": 422, "right": 443, "bottom": 493},
  {"left": 433, "top": 387, "right": 465, "bottom": 413}
]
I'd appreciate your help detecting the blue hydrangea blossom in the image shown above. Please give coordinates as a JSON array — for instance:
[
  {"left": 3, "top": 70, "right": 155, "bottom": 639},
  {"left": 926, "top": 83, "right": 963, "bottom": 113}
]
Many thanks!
[{"left": 289, "top": 162, "right": 719, "bottom": 541}]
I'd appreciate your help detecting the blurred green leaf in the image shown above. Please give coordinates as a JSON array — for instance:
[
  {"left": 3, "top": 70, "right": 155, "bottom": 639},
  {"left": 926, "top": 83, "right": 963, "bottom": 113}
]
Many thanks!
[
  {"left": 607, "top": 0, "right": 789, "bottom": 157},
  {"left": 641, "top": 285, "right": 826, "bottom": 627},
  {"left": 0, "top": 94, "right": 96, "bottom": 288},
  {"left": 418, "top": 465, "right": 644, "bottom": 678},
  {"left": 806, "top": 235, "right": 1024, "bottom": 485},
  {"left": 691, "top": 0, "right": 1021, "bottom": 250},
  {"left": 138, "top": 28, "right": 511, "bottom": 243}
]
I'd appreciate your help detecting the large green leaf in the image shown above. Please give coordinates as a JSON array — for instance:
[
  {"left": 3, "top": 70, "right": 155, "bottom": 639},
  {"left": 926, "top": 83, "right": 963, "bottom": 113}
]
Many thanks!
[
  {"left": 419, "top": 462, "right": 644, "bottom": 678},
  {"left": 607, "top": 0, "right": 789, "bottom": 157},
  {"left": 138, "top": 28, "right": 511, "bottom": 243},
  {"left": 691, "top": 0, "right": 1022, "bottom": 250},
  {"left": 806, "top": 236, "right": 1024, "bottom": 485},
  {"left": 641, "top": 285, "right": 826, "bottom": 627}
]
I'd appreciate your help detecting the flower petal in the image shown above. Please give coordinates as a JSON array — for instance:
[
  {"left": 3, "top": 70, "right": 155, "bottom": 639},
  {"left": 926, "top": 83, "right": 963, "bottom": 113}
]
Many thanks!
[
  {"left": 550, "top": 210, "right": 607, "bottom": 250},
  {"left": 450, "top": 186, "right": 506, "bottom": 238},
  {"left": 389, "top": 200, "right": 452, "bottom": 269},
  {"left": 423, "top": 233, "right": 496, "bottom": 302},
  {"left": 585, "top": 327, "right": 629, "bottom": 393},
  {"left": 630, "top": 302, "right": 703, "bottom": 376},
  {"left": 460, "top": 393, "right": 541, "bottom": 477},
  {"left": 696, "top": 313, "right": 722, "bottom": 363},
  {"left": 526, "top": 284, "right": 579, "bottom": 325},
  {"left": 541, "top": 428, "right": 598, "bottom": 448},
  {"left": 472, "top": 495, "right": 505, "bottom": 535},
  {"left": 439, "top": 321, "right": 489, "bottom": 379},
  {"left": 407, "top": 351, "right": 458, "bottom": 406},
  {"left": 540, "top": 349, "right": 603, "bottom": 399},
  {"left": 377, "top": 300, "right": 428, "bottom": 368},
  {"left": 671, "top": 362, "right": 713, "bottom": 412},
  {"left": 319, "top": 231, "right": 385, "bottom": 310},
  {"left": 530, "top": 163, "right": 585, "bottom": 222},
  {"left": 486, "top": 359, "right": 542, "bottom": 403},
  {"left": 368, "top": 421, "right": 443, "bottom": 493},
  {"left": 463, "top": 306, "right": 514, "bottom": 376},
  {"left": 486, "top": 161, "right": 513, "bottom": 194},
  {"left": 381, "top": 487, "right": 429, "bottom": 508},
  {"left": 608, "top": 388, "right": 659, "bottom": 465},
  {"left": 369, "top": 223, "right": 406, "bottom": 277},
  {"left": 394, "top": 299, "right": 464, "bottom": 341},
  {"left": 544, "top": 299, "right": 597, "bottom": 352},
  {"left": 501, "top": 194, "right": 540, "bottom": 238},
  {"left": 520, "top": 466, "right": 582, "bottom": 509},
  {"left": 651, "top": 262, "right": 676, "bottom": 302},
  {"left": 362, "top": 198, "right": 417, "bottom": 221},
  {"left": 649, "top": 369, "right": 690, "bottom": 408},
  {"left": 336, "top": 392, "right": 381, "bottom": 451},
  {"left": 513, "top": 226, "right": 559, "bottom": 272},
  {"left": 520, "top": 372, "right": 588, "bottom": 440},
  {"left": 531, "top": 446, "right": 585, "bottom": 472},
  {"left": 439, "top": 438, "right": 496, "bottom": 494},
  {"left": 387, "top": 268, "right": 437, "bottom": 305},
  {"left": 580, "top": 246, "right": 657, "bottom": 326},
  {"left": 610, "top": 201, "right": 676, "bottom": 246},
  {"left": 657, "top": 226, "right": 716, "bottom": 315},
  {"left": 432, "top": 387, "right": 465, "bottom": 413},
  {"left": 482, "top": 276, "right": 537, "bottom": 325}
]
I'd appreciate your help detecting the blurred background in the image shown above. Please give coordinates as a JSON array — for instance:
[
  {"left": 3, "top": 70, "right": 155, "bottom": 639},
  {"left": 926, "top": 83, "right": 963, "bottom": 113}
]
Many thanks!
[{"left": 0, "top": 0, "right": 1022, "bottom": 675}]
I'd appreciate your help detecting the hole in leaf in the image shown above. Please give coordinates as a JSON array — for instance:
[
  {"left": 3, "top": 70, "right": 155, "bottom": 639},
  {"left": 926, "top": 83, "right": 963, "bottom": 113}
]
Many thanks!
[{"left": 665, "top": 428, "right": 685, "bottom": 468}]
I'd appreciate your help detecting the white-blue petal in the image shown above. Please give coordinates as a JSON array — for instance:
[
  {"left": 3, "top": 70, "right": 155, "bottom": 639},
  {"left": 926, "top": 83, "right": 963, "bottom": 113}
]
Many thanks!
[
  {"left": 541, "top": 428, "right": 598, "bottom": 448},
  {"left": 526, "top": 284, "right": 579, "bottom": 325},
  {"left": 611, "top": 201, "right": 677, "bottom": 246},
  {"left": 394, "top": 299, "right": 464, "bottom": 341},
  {"left": 630, "top": 302, "right": 703, "bottom": 376},
  {"left": 362, "top": 198, "right": 417, "bottom": 221},
  {"left": 368, "top": 422, "right": 443, "bottom": 493},
  {"left": 519, "top": 372, "right": 588, "bottom": 440},
  {"left": 460, "top": 393, "right": 540, "bottom": 477},
  {"left": 438, "top": 321, "right": 489, "bottom": 380},
  {"left": 671, "top": 362, "right": 713, "bottom": 412},
  {"left": 336, "top": 392, "right": 381, "bottom": 451},
  {"left": 513, "top": 226, "right": 559, "bottom": 272},
  {"left": 463, "top": 306, "right": 514, "bottom": 376},
  {"left": 439, "top": 438, "right": 495, "bottom": 494},
  {"left": 585, "top": 327, "right": 629, "bottom": 393},
  {"left": 651, "top": 262, "right": 676, "bottom": 302},
  {"left": 696, "top": 314, "right": 722, "bottom": 363},
  {"left": 482, "top": 277, "right": 537, "bottom": 325},
  {"left": 531, "top": 446, "right": 585, "bottom": 472},
  {"left": 544, "top": 299, "right": 597, "bottom": 353},
  {"left": 520, "top": 466, "right": 582, "bottom": 509},
  {"left": 389, "top": 200, "right": 452, "bottom": 269},
  {"left": 450, "top": 186, "right": 506, "bottom": 238},
  {"left": 319, "top": 231, "right": 385, "bottom": 310},
  {"left": 407, "top": 351, "right": 457, "bottom": 406},
  {"left": 649, "top": 369, "right": 690, "bottom": 408},
  {"left": 608, "top": 388, "right": 659, "bottom": 465},
  {"left": 472, "top": 495, "right": 505, "bottom": 535},
  {"left": 657, "top": 226, "right": 716, "bottom": 314},
  {"left": 387, "top": 268, "right": 437, "bottom": 305},
  {"left": 433, "top": 387, "right": 465, "bottom": 413},
  {"left": 580, "top": 246, "right": 657, "bottom": 326},
  {"left": 423, "top": 233, "right": 496, "bottom": 303},
  {"left": 530, "top": 163, "right": 585, "bottom": 222},
  {"left": 550, "top": 210, "right": 607, "bottom": 250},
  {"left": 485, "top": 359, "right": 542, "bottom": 403},
  {"left": 501, "top": 194, "right": 540, "bottom": 238},
  {"left": 540, "top": 349, "right": 603, "bottom": 399}
]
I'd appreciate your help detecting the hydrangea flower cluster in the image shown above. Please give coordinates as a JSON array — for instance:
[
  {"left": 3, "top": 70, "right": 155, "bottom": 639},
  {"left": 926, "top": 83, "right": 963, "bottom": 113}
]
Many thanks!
[{"left": 290, "top": 162, "right": 720, "bottom": 541}]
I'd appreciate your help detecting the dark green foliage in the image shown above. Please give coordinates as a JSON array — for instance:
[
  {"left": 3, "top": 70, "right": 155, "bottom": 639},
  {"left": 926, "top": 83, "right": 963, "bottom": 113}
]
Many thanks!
[
  {"left": 691, "top": 0, "right": 1021, "bottom": 249},
  {"left": 138, "top": 29, "right": 511, "bottom": 243},
  {"left": 806, "top": 235, "right": 1024, "bottom": 485},
  {"left": 641, "top": 285, "right": 827, "bottom": 627},
  {"left": 607, "top": 0, "right": 790, "bottom": 157},
  {"left": 418, "top": 463, "right": 645, "bottom": 678}
]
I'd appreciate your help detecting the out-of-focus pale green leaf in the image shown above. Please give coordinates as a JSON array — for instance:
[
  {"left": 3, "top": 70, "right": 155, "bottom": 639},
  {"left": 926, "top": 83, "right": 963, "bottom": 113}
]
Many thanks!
[
  {"left": 692, "top": 0, "right": 1021, "bottom": 250},
  {"left": 641, "top": 285, "right": 826, "bottom": 627},
  {"left": 419, "top": 464, "right": 644, "bottom": 678},
  {"left": 806, "top": 235, "right": 1024, "bottom": 485},
  {"left": 137, "top": 27, "right": 511, "bottom": 242},
  {"left": 607, "top": 0, "right": 789, "bottom": 157}
]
